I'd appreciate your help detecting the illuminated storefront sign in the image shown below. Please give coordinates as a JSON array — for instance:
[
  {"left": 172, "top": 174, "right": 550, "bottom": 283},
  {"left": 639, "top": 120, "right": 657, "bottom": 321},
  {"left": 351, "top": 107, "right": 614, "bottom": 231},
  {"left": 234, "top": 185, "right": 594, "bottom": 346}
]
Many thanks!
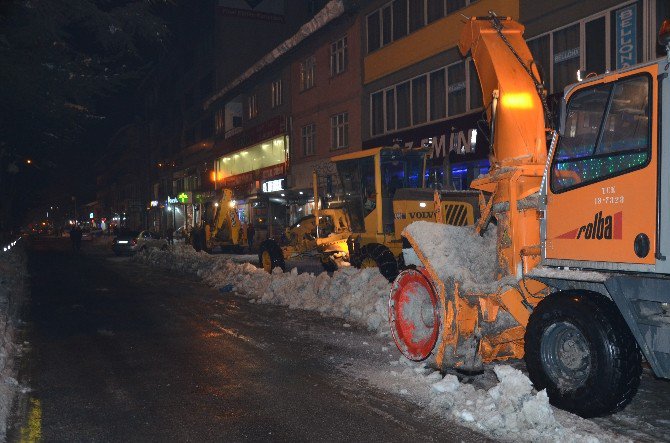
[
  {"left": 262, "top": 178, "right": 284, "bottom": 193},
  {"left": 615, "top": 4, "right": 637, "bottom": 69},
  {"left": 363, "top": 112, "right": 489, "bottom": 165},
  {"left": 178, "top": 192, "right": 190, "bottom": 203},
  {"left": 150, "top": 200, "right": 159, "bottom": 207},
  {"left": 167, "top": 196, "right": 179, "bottom": 204}
]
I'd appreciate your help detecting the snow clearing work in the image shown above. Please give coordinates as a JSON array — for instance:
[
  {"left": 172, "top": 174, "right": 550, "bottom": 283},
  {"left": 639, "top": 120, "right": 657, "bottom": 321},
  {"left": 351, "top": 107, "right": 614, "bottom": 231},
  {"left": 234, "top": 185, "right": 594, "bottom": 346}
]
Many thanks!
[
  {"left": 387, "top": 12, "right": 670, "bottom": 420},
  {"left": 133, "top": 244, "right": 668, "bottom": 441}
]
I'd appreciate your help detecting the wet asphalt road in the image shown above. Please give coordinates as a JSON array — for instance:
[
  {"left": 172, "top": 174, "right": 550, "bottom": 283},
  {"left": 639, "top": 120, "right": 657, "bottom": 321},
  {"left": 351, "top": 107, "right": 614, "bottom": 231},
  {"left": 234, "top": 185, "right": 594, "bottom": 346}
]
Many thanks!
[{"left": 10, "top": 238, "right": 487, "bottom": 442}]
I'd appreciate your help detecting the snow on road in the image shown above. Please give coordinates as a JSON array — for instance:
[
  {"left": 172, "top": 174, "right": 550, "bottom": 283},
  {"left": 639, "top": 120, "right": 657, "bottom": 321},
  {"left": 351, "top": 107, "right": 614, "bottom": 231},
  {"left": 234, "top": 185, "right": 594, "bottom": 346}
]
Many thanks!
[
  {"left": 0, "top": 241, "right": 27, "bottom": 440},
  {"left": 135, "top": 245, "right": 650, "bottom": 442}
]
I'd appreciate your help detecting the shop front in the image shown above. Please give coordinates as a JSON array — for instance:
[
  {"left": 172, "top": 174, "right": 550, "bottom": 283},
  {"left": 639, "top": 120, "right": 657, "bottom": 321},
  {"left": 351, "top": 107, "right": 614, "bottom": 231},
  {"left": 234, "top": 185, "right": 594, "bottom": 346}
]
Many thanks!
[
  {"left": 363, "top": 111, "right": 490, "bottom": 190},
  {"left": 212, "top": 117, "right": 289, "bottom": 240}
]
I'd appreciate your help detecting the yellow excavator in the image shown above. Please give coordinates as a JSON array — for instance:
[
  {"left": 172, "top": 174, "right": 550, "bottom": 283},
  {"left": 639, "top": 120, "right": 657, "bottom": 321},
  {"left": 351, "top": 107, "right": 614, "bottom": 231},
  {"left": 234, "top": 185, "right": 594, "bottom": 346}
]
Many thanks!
[
  {"left": 389, "top": 13, "right": 670, "bottom": 418},
  {"left": 202, "top": 188, "right": 244, "bottom": 253}
]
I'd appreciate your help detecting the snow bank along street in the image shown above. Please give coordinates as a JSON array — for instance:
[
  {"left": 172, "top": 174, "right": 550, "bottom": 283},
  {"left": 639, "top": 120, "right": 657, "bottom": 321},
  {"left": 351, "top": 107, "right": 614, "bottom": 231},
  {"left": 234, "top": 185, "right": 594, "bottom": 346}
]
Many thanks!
[
  {"left": 0, "top": 241, "right": 27, "bottom": 440},
  {"left": 135, "top": 245, "right": 644, "bottom": 442}
]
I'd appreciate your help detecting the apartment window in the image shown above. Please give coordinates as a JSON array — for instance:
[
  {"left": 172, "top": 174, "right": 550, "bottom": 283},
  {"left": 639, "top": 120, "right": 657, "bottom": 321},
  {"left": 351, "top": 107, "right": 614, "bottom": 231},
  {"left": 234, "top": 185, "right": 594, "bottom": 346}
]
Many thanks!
[
  {"left": 331, "top": 112, "right": 349, "bottom": 149},
  {"left": 367, "top": 11, "right": 381, "bottom": 52},
  {"left": 527, "top": 35, "right": 550, "bottom": 88},
  {"left": 382, "top": 5, "right": 392, "bottom": 45},
  {"left": 448, "top": 62, "right": 466, "bottom": 116},
  {"left": 300, "top": 56, "right": 316, "bottom": 91},
  {"left": 396, "top": 81, "right": 410, "bottom": 129},
  {"left": 427, "top": 0, "right": 445, "bottom": 23},
  {"left": 302, "top": 123, "right": 316, "bottom": 156},
  {"left": 446, "top": 0, "right": 466, "bottom": 14},
  {"left": 371, "top": 92, "right": 384, "bottom": 136},
  {"left": 330, "top": 36, "right": 348, "bottom": 76},
  {"left": 585, "top": 17, "right": 606, "bottom": 75},
  {"left": 214, "top": 108, "right": 225, "bottom": 134},
  {"left": 271, "top": 79, "right": 283, "bottom": 108},
  {"left": 553, "top": 24, "right": 580, "bottom": 94},
  {"left": 247, "top": 94, "right": 258, "bottom": 119},
  {"left": 369, "top": 58, "right": 481, "bottom": 136},
  {"left": 412, "top": 75, "right": 427, "bottom": 125},
  {"left": 525, "top": 2, "right": 647, "bottom": 96},
  {"left": 385, "top": 89, "right": 396, "bottom": 131},
  {"left": 408, "top": 0, "right": 425, "bottom": 33},
  {"left": 430, "top": 69, "right": 446, "bottom": 120},
  {"left": 393, "top": 0, "right": 408, "bottom": 40}
]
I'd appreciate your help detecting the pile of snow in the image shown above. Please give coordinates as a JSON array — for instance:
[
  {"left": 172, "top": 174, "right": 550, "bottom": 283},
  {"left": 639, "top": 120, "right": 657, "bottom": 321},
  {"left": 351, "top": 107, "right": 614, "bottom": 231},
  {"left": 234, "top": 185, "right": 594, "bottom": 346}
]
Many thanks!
[
  {"left": 0, "top": 243, "right": 28, "bottom": 439},
  {"left": 431, "top": 365, "right": 557, "bottom": 438},
  {"left": 365, "top": 356, "right": 617, "bottom": 442},
  {"left": 404, "top": 221, "right": 514, "bottom": 293},
  {"left": 136, "top": 245, "right": 392, "bottom": 332}
]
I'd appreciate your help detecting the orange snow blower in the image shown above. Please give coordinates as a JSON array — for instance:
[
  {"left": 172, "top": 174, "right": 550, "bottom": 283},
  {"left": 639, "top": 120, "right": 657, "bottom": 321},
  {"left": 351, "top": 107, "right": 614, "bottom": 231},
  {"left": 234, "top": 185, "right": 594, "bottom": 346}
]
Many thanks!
[{"left": 390, "top": 13, "right": 670, "bottom": 418}]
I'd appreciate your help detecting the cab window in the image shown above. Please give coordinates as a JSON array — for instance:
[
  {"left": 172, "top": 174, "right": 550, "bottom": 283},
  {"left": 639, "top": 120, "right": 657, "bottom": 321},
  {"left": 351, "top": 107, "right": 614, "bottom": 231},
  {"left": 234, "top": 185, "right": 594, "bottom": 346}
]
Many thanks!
[{"left": 551, "top": 74, "right": 651, "bottom": 193}]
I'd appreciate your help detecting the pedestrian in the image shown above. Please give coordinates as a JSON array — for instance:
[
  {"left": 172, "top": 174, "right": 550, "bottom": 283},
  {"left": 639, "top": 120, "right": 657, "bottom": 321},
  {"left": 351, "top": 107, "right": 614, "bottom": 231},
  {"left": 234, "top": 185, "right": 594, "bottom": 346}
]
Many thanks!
[
  {"left": 192, "top": 225, "right": 202, "bottom": 252},
  {"left": 70, "top": 225, "right": 82, "bottom": 252},
  {"left": 246, "top": 222, "right": 255, "bottom": 251},
  {"left": 166, "top": 227, "right": 174, "bottom": 245}
]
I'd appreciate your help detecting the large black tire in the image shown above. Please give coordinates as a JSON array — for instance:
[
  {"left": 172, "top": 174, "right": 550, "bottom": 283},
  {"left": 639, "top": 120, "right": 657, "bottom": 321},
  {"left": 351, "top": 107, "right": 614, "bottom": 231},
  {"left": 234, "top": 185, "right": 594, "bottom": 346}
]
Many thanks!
[
  {"left": 356, "top": 243, "right": 398, "bottom": 282},
  {"left": 320, "top": 255, "right": 339, "bottom": 273},
  {"left": 258, "top": 239, "right": 285, "bottom": 273},
  {"left": 524, "top": 290, "right": 642, "bottom": 418}
]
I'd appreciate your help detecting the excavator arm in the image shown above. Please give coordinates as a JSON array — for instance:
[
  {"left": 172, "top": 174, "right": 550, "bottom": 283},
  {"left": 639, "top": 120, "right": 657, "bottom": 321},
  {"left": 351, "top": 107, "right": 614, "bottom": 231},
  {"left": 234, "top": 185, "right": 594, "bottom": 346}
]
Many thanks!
[{"left": 209, "top": 188, "right": 241, "bottom": 245}]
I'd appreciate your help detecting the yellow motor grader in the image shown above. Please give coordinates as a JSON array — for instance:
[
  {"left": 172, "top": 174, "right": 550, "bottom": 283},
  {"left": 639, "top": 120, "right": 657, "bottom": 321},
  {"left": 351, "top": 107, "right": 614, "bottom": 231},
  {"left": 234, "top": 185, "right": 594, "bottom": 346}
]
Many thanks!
[
  {"left": 258, "top": 147, "right": 481, "bottom": 279},
  {"left": 389, "top": 13, "right": 670, "bottom": 418}
]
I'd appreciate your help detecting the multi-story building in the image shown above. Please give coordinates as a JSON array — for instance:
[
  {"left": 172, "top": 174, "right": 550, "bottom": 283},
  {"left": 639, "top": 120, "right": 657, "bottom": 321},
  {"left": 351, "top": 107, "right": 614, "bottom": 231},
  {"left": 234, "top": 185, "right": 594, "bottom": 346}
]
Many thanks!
[
  {"left": 99, "top": 0, "right": 670, "bottom": 238},
  {"left": 203, "top": 0, "right": 358, "bottom": 237},
  {"left": 120, "top": 1, "right": 327, "bottom": 234},
  {"left": 288, "top": 6, "right": 363, "bottom": 223},
  {"left": 360, "top": 0, "right": 669, "bottom": 190},
  {"left": 361, "top": 0, "right": 516, "bottom": 190}
]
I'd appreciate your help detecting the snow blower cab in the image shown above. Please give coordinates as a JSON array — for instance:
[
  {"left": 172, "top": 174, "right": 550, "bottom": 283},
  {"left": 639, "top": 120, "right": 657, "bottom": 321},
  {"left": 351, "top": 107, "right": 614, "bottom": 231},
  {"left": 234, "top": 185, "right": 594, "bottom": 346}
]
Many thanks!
[{"left": 389, "top": 14, "right": 670, "bottom": 418}]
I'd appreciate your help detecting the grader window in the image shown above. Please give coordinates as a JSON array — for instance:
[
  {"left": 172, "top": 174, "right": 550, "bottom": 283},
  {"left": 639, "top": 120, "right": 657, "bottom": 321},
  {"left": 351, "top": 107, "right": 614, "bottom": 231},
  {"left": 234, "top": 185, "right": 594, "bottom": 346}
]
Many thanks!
[
  {"left": 336, "top": 156, "right": 375, "bottom": 232},
  {"left": 551, "top": 74, "right": 651, "bottom": 193}
]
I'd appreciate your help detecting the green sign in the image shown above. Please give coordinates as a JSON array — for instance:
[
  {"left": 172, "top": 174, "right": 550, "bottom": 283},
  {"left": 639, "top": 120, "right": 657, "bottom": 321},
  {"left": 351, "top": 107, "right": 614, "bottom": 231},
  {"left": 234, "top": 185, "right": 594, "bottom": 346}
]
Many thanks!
[{"left": 178, "top": 192, "right": 189, "bottom": 203}]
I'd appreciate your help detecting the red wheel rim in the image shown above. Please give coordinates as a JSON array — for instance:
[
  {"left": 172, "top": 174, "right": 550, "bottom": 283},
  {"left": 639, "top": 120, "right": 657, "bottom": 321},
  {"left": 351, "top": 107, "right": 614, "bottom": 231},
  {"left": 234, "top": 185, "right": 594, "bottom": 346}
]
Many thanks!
[{"left": 388, "top": 268, "right": 439, "bottom": 361}]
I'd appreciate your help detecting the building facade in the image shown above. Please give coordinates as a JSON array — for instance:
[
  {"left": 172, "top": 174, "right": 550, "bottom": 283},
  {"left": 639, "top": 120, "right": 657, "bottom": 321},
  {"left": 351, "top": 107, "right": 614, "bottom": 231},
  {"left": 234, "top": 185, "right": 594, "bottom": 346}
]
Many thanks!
[
  {"left": 98, "top": 0, "right": 670, "bottom": 238},
  {"left": 360, "top": 0, "right": 668, "bottom": 190}
]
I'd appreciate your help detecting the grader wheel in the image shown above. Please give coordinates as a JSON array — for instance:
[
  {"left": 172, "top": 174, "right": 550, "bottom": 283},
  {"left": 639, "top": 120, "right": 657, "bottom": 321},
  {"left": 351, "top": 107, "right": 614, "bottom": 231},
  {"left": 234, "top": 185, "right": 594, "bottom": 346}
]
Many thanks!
[
  {"left": 258, "top": 240, "right": 285, "bottom": 273},
  {"left": 357, "top": 243, "right": 398, "bottom": 282}
]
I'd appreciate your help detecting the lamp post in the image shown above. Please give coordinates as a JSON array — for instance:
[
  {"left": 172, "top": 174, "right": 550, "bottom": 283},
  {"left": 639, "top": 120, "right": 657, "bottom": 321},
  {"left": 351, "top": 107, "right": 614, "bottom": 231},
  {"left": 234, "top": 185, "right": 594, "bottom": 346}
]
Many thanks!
[{"left": 71, "top": 196, "right": 77, "bottom": 222}]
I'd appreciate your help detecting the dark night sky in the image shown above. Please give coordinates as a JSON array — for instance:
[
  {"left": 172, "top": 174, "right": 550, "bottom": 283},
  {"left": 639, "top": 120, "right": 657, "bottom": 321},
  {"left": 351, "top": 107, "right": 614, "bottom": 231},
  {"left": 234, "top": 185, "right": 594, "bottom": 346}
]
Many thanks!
[{"left": 0, "top": 0, "right": 180, "bottom": 227}]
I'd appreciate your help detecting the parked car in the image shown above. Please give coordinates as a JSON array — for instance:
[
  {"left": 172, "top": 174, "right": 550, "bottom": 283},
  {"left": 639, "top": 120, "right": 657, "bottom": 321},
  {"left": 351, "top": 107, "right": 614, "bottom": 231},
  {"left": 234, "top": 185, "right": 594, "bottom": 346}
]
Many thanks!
[
  {"left": 81, "top": 228, "right": 93, "bottom": 241},
  {"left": 112, "top": 230, "right": 168, "bottom": 256},
  {"left": 174, "top": 226, "right": 189, "bottom": 242}
]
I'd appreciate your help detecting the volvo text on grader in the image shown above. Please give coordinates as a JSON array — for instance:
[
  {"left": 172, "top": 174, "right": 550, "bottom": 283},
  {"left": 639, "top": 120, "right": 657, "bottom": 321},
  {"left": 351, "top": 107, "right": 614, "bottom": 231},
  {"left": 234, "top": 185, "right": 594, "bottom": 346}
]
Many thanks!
[
  {"left": 258, "top": 146, "right": 481, "bottom": 280},
  {"left": 388, "top": 13, "right": 670, "bottom": 418}
]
